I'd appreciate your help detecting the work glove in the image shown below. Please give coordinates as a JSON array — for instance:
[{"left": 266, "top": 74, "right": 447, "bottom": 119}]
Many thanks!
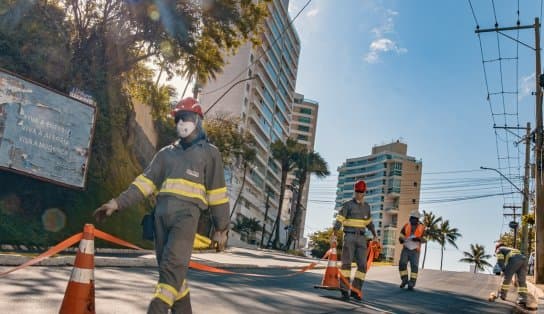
[
  {"left": 399, "top": 238, "right": 405, "bottom": 244},
  {"left": 213, "top": 230, "right": 228, "bottom": 252},
  {"left": 93, "top": 199, "right": 119, "bottom": 222}
]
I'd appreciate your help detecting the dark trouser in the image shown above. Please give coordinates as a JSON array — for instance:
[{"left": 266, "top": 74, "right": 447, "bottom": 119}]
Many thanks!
[
  {"left": 399, "top": 247, "right": 420, "bottom": 287},
  {"left": 148, "top": 199, "right": 200, "bottom": 314},
  {"left": 501, "top": 255, "right": 528, "bottom": 302},
  {"left": 340, "top": 232, "right": 367, "bottom": 292}
]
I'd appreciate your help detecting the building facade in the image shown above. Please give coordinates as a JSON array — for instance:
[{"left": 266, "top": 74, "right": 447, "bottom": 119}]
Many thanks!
[
  {"left": 334, "top": 141, "right": 422, "bottom": 263},
  {"left": 282, "top": 92, "right": 319, "bottom": 248},
  {"left": 199, "top": 0, "right": 300, "bottom": 247}
]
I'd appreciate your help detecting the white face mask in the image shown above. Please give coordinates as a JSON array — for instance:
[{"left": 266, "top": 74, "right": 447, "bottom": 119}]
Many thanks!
[{"left": 177, "top": 120, "right": 196, "bottom": 138}]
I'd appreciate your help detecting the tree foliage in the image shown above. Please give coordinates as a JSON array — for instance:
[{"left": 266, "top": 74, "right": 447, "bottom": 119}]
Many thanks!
[
  {"left": 421, "top": 210, "right": 442, "bottom": 269},
  {"left": 437, "top": 219, "right": 461, "bottom": 271},
  {"left": 459, "top": 243, "right": 492, "bottom": 273},
  {"left": 308, "top": 228, "right": 343, "bottom": 258},
  {"left": 0, "top": 0, "right": 269, "bottom": 247}
]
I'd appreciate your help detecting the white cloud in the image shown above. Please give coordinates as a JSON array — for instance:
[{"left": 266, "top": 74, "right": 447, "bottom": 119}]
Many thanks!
[
  {"left": 519, "top": 73, "right": 535, "bottom": 100},
  {"left": 364, "top": 6, "right": 406, "bottom": 64},
  {"left": 364, "top": 38, "right": 407, "bottom": 63},
  {"left": 306, "top": 8, "right": 319, "bottom": 17}
]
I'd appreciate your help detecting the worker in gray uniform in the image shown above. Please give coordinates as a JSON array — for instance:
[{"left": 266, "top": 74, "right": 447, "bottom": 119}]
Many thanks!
[
  {"left": 333, "top": 179, "right": 377, "bottom": 300},
  {"left": 398, "top": 210, "right": 426, "bottom": 290},
  {"left": 93, "top": 97, "right": 230, "bottom": 314},
  {"left": 495, "top": 242, "right": 529, "bottom": 306}
]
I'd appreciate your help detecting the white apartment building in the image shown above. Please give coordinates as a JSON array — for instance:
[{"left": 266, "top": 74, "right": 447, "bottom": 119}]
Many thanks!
[
  {"left": 200, "top": 0, "right": 300, "bottom": 247},
  {"left": 334, "top": 141, "right": 422, "bottom": 263}
]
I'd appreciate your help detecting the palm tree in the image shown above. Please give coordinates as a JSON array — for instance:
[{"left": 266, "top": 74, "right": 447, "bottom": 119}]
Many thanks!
[
  {"left": 285, "top": 149, "right": 329, "bottom": 250},
  {"left": 437, "top": 219, "right": 461, "bottom": 271},
  {"left": 459, "top": 244, "right": 492, "bottom": 273},
  {"left": 230, "top": 135, "right": 257, "bottom": 219},
  {"left": 421, "top": 210, "right": 442, "bottom": 269},
  {"left": 268, "top": 138, "right": 302, "bottom": 249}
]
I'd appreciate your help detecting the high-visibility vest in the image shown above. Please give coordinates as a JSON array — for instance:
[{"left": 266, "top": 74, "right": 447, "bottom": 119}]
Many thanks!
[{"left": 401, "top": 223, "right": 425, "bottom": 251}]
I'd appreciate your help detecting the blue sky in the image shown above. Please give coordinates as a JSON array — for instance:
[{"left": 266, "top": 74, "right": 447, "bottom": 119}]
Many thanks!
[{"left": 288, "top": 0, "right": 542, "bottom": 271}]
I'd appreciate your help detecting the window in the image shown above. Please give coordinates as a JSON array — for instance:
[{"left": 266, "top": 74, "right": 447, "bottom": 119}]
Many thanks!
[
  {"left": 246, "top": 83, "right": 250, "bottom": 92},
  {"left": 300, "top": 107, "right": 312, "bottom": 115},
  {"left": 298, "top": 116, "right": 311, "bottom": 123},
  {"left": 297, "top": 134, "right": 308, "bottom": 141},
  {"left": 297, "top": 125, "right": 310, "bottom": 132},
  {"left": 412, "top": 199, "right": 416, "bottom": 204},
  {"left": 413, "top": 182, "right": 418, "bottom": 187}
]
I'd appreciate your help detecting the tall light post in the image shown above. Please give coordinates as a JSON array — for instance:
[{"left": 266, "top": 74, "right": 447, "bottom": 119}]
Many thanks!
[
  {"left": 203, "top": 76, "right": 256, "bottom": 115},
  {"left": 481, "top": 166, "right": 527, "bottom": 251}
]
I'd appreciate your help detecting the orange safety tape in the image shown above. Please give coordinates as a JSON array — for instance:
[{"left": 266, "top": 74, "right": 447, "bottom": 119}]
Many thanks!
[
  {"left": 94, "top": 229, "right": 143, "bottom": 251},
  {"left": 189, "top": 260, "right": 319, "bottom": 277},
  {"left": 0, "top": 232, "right": 83, "bottom": 277}
]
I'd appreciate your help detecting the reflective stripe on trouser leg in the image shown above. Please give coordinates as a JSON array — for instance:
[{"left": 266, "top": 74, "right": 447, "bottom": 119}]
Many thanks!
[
  {"left": 399, "top": 247, "right": 409, "bottom": 282},
  {"left": 151, "top": 204, "right": 200, "bottom": 313},
  {"left": 171, "top": 280, "right": 191, "bottom": 314},
  {"left": 353, "top": 270, "right": 366, "bottom": 291},
  {"left": 340, "top": 233, "right": 356, "bottom": 291},
  {"left": 408, "top": 249, "right": 420, "bottom": 285},
  {"left": 152, "top": 283, "right": 178, "bottom": 307}
]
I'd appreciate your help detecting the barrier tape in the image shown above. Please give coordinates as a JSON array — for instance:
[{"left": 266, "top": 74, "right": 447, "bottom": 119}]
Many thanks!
[
  {"left": 0, "top": 233, "right": 83, "bottom": 277},
  {"left": 0, "top": 226, "right": 322, "bottom": 279}
]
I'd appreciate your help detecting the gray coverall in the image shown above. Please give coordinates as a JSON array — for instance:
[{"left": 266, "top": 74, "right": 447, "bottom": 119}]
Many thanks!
[
  {"left": 496, "top": 246, "right": 528, "bottom": 303},
  {"left": 398, "top": 222, "right": 425, "bottom": 288},
  {"left": 334, "top": 199, "right": 376, "bottom": 295},
  {"left": 115, "top": 138, "right": 230, "bottom": 314}
]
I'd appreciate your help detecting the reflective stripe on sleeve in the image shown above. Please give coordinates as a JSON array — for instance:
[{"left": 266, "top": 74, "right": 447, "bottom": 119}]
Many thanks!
[
  {"left": 207, "top": 187, "right": 229, "bottom": 206},
  {"left": 336, "top": 215, "right": 346, "bottom": 223},
  {"left": 133, "top": 175, "right": 157, "bottom": 197}
]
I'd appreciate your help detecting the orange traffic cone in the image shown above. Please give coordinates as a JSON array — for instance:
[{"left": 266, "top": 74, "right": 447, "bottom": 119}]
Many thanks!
[
  {"left": 314, "top": 235, "right": 340, "bottom": 290},
  {"left": 59, "top": 224, "right": 96, "bottom": 314}
]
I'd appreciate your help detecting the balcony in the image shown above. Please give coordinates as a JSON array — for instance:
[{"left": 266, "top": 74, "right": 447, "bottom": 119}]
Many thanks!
[
  {"left": 384, "top": 207, "right": 399, "bottom": 214},
  {"left": 383, "top": 224, "right": 397, "bottom": 230}
]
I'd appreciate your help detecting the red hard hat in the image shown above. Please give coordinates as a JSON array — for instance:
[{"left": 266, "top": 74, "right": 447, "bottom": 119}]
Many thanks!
[
  {"left": 171, "top": 97, "right": 204, "bottom": 119},
  {"left": 354, "top": 180, "right": 366, "bottom": 193}
]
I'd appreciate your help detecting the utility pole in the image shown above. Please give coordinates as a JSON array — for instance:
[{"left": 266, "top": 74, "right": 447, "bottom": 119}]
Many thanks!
[
  {"left": 260, "top": 192, "right": 271, "bottom": 248},
  {"left": 476, "top": 17, "right": 543, "bottom": 283},
  {"left": 535, "top": 17, "right": 544, "bottom": 283},
  {"left": 504, "top": 205, "right": 521, "bottom": 248},
  {"left": 521, "top": 123, "right": 531, "bottom": 255}
]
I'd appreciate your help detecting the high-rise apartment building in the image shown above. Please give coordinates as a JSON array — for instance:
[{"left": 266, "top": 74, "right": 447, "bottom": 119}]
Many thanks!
[
  {"left": 334, "top": 141, "right": 422, "bottom": 263},
  {"left": 282, "top": 92, "right": 319, "bottom": 248},
  {"left": 200, "top": 0, "right": 300, "bottom": 246}
]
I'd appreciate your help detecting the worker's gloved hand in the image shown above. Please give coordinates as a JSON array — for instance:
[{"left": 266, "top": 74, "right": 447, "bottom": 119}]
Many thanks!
[
  {"left": 213, "top": 230, "right": 228, "bottom": 252},
  {"left": 399, "top": 238, "right": 405, "bottom": 244},
  {"left": 93, "top": 199, "right": 119, "bottom": 222}
]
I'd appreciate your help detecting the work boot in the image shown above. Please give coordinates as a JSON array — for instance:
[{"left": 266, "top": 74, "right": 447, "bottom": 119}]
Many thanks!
[
  {"left": 350, "top": 291, "right": 362, "bottom": 301},
  {"left": 407, "top": 282, "right": 415, "bottom": 291},
  {"left": 517, "top": 297, "right": 527, "bottom": 307},
  {"left": 341, "top": 290, "right": 349, "bottom": 300},
  {"left": 400, "top": 280, "right": 408, "bottom": 289},
  {"left": 499, "top": 291, "right": 507, "bottom": 301}
]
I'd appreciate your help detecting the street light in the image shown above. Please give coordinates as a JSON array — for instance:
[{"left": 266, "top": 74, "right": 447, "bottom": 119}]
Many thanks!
[
  {"left": 204, "top": 76, "right": 257, "bottom": 115},
  {"left": 480, "top": 166, "right": 524, "bottom": 194},
  {"left": 480, "top": 166, "right": 526, "bottom": 251}
]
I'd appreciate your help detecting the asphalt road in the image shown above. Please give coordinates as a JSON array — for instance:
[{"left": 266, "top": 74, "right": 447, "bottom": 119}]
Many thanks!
[{"left": 0, "top": 265, "right": 517, "bottom": 314}]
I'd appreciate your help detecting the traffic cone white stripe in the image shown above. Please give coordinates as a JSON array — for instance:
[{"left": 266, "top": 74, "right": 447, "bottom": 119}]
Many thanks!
[
  {"left": 70, "top": 268, "right": 94, "bottom": 284},
  {"left": 78, "top": 239, "right": 94, "bottom": 254},
  {"left": 331, "top": 248, "right": 337, "bottom": 255}
]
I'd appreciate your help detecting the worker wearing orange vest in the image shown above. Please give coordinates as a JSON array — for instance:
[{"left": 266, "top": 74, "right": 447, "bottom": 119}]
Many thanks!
[
  {"left": 398, "top": 210, "right": 426, "bottom": 290},
  {"left": 333, "top": 180, "right": 377, "bottom": 300},
  {"left": 93, "top": 97, "right": 230, "bottom": 314}
]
